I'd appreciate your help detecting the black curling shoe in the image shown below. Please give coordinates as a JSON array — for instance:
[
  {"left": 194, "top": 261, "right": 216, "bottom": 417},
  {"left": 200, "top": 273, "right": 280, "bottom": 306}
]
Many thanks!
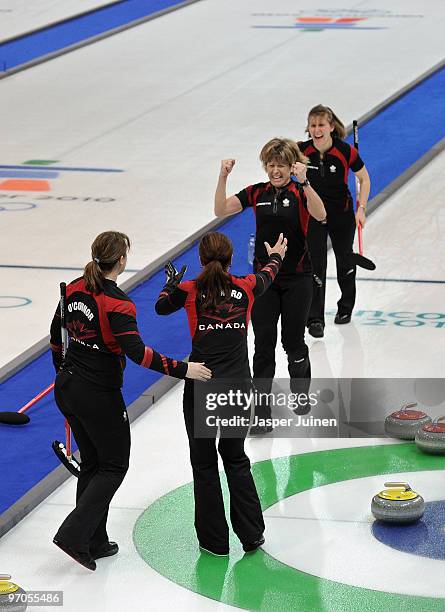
[
  {"left": 334, "top": 313, "right": 351, "bottom": 325},
  {"left": 308, "top": 322, "right": 324, "bottom": 338},
  {"left": 243, "top": 535, "right": 265, "bottom": 553},
  {"left": 91, "top": 541, "right": 119, "bottom": 560},
  {"left": 53, "top": 538, "right": 96, "bottom": 571}
]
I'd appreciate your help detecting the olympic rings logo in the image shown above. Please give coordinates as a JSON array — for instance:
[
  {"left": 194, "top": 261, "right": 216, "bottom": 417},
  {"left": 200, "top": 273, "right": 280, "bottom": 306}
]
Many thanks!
[
  {"left": 0, "top": 296, "right": 32, "bottom": 308},
  {"left": 0, "top": 202, "right": 37, "bottom": 212}
]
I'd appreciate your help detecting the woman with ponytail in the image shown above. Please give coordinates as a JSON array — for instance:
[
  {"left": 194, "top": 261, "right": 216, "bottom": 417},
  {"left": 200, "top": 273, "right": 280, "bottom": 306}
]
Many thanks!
[
  {"left": 196, "top": 236, "right": 233, "bottom": 312},
  {"left": 49, "top": 231, "right": 211, "bottom": 571},
  {"left": 298, "top": 104, "right": 371, "bottom": 337},
  {"left": 156, "top": 230, "right": 287, "bottom": 556}
]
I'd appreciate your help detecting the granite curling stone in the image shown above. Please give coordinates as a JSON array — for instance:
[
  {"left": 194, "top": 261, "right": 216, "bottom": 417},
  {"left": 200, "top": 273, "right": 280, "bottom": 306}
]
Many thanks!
[
  {"left": 384, "top": 402, "right": 431, "bottom": 440},
  {"left": 371, "top": 482, "right": 424, "bottom": 524},
  {"left": 0, "top": 574, "right": 27, "bottom": 612},
  {"left": 415, "top": 416, "right": 445, "bottom": 455}
]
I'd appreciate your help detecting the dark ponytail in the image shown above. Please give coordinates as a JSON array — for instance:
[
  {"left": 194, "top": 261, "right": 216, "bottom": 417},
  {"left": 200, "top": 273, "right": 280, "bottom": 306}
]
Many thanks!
[
  {"left": 196, "top": 232, "right": 233, "bottom": 312},
  {"left": 83, "top": 231, "right": 130, "bottom": 294},
  {"left": 83, "top": 260, "right": 104, "bottom": 295}
]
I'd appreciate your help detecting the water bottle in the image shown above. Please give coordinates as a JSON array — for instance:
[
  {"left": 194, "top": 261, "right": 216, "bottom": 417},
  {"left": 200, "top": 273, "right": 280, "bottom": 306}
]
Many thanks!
[{"left": 248, "top": 234, "right": 255, "bottom": 267}]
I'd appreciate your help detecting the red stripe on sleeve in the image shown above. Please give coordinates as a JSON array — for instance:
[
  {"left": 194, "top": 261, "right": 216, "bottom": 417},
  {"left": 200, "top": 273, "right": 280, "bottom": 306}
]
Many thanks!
[
  {"left": 183, "top": 282, "right": 199, "bottom": 339},
  {"left": 290, "top": 183, "right": 310, "bottom": 236},
  {"left": 232, "top": 276, "right": 254, "bottom": 326},
  {"left": 142, "top": 346, "right": 154, "bottom": 368}
]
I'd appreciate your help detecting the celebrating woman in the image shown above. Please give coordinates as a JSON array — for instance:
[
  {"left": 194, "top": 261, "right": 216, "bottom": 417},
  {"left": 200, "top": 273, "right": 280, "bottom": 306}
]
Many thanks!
[
  {"left": 299, "top": 104, "right": 371, "bottom": 337},
  {"left": 156, "top": 231, "right": 287, "bottom": 555},
  {"left": 214, "top": 138, "right": 326, "bottom": 429},
  {"left": 50, "top": 230, "right": 211, "bottom": 571}
]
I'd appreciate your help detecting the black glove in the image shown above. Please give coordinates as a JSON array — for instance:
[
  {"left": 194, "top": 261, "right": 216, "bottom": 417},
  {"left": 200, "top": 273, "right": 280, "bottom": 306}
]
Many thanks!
[{"left": 164, "top": 260, "right": 187, "bottom": 287}]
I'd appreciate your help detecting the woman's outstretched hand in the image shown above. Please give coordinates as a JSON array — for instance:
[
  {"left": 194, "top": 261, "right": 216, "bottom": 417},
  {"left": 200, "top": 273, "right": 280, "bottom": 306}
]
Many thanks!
[
  {"left": 186, "top": 362, "right": 212, "bottom": 381},
  {"left": 264, "top": 233, "right": 288, "bottom": 259}
]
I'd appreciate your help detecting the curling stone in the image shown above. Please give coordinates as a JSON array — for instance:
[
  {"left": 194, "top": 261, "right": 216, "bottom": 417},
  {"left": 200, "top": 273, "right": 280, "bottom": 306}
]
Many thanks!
[
  {"left": 384, "top": 402, "right": 431, "bottom": 440},
  {"left": 415, "top": 416, "right": 445, "bottom": 455},
  {"left": 0, "top": 574, "right": 26, "bottom": 611},
  {"left": 371, "top": 482, "right": 424, "bottom": 524}
]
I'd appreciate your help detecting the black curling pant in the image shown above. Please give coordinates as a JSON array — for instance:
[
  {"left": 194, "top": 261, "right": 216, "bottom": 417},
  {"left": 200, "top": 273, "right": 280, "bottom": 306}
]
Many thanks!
[
  {"left": 54, "top": 370, "right": 130, "bottom": 553},
  {"left": 307, "top": 210, "right": 357, "bottom": 326},
  {"left": 251, "top": 273, "right": 312, "bottom": 412},
  {"left": 183, "top": 380, "right": 264, "bottom": 552}
]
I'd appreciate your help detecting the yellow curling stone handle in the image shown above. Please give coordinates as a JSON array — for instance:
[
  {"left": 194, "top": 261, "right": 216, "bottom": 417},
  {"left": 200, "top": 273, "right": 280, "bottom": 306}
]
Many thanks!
[
  {"left": 0, "top": 574, "right": 20, "bottom": 594},
  {"left": 378, "top": 482, "right": 419, "bottom": 501}
]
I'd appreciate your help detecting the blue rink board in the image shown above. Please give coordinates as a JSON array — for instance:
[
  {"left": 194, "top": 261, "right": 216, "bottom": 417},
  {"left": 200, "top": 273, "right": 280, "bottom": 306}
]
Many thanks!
[
  {"left": 0, "top": 0, "right": 197, "bottom": 72},
  {"left": 0, "top": 66, "right": 444, "bottom": 516}
]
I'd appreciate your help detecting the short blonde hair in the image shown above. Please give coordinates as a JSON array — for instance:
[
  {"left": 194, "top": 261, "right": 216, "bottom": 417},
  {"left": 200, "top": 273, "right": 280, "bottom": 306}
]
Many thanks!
[{"left": 260, "top": 138, "right": 309, "bottom": 169}]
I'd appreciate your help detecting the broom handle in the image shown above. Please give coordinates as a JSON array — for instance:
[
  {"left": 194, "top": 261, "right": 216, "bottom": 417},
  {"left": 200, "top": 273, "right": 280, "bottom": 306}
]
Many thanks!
[
  {"left": 60, "top": 282, "right": 68, "bottom": 357},
  {"left": 60, "top": 282, "right": 73, "bottom": 458},
  {"left": 358, "top": 224, "right": 364, "bottom": 256},
  {"left": 65, "top": 420, "right": 72, "bottom": 456},
  {"left": 17, "top": 383, "right": 55, "bottom": 414},
  {"left": 14, "top": 282, "right": 67, "bottom": 418},
  {"left": 353, "top": 120, "right": 363, "bottom": 256}
]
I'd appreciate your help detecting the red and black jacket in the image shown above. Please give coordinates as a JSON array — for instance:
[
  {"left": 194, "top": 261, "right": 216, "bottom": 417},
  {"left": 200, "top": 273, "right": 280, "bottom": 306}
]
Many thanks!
[
  {"left": 298, "top": 138, "right": 364, "bottom": 208},
  {"left": 236, "top": 181, "right": 310, "bottom": 275},
  {"left": 50, "top": 277, "right": 187, "bottom": 388},
  {"left": 155, "top": 254, "right": 282, "bottom": 378}
]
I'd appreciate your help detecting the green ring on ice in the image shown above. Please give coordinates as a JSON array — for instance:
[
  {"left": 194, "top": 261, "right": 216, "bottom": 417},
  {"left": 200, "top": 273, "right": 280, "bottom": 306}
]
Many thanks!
[{"left": 133, "top": 444, "right": 445, "bottom": 611}]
